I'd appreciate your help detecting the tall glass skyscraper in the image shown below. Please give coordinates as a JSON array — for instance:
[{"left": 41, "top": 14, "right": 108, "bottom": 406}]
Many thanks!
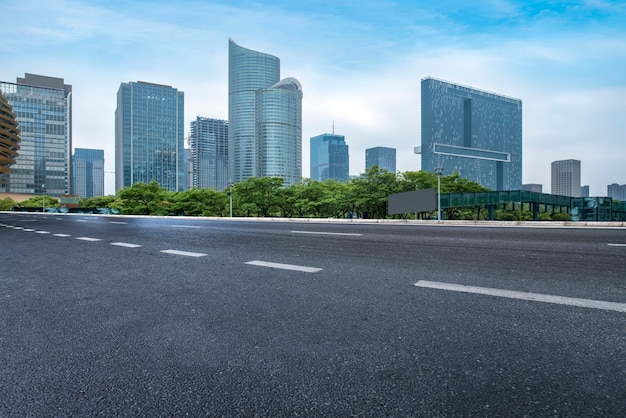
[
  {"left": 73, "top": 148, "right": 104, "bottom": 198},
  {"left": 551, "top": 159, "right": 581, "bottom": 197},
  {"left": 228, "top": 39, "right": 280, "bottom": 183},
  {"left": 310, "top": 133, "right": 349, "bottom": 182},
  {"left": 366, "top": 147, "right": 396, "bottom": 173},
  {"left": 255, "top": 78, "right": 303, "bottom": 186},
  {"left": 115, "top": 81, "right": 185, "bottom": 192},
  {"left": 189, "top": 117, "right": 229, "bottom": 191},
  {"left": 420, "top": 77, "right": 522, "bottom": 191},
  {"left": 0, "top": 74, "right": 72, "bottom": 196}
]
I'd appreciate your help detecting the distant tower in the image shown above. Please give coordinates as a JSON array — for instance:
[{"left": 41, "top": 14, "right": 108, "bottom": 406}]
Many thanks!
[
  {"left": 73, "top": 148, "right": 104, "bottom": 198},
  {"left": 255, "top": 78, "right": 303, "bottom": 186},
  {"left": 551, "top": 159, "right": 581, "bottom": 197},
  {"left": 228, "top": 39, "right": 280, "bottom": 183},
  {"left": 115, "top": 81, "right": 185, "bottom": 192},
  {"left": 310, "top": 133, "right": 349, "bottom": 182},
  {"left": 420, "top": 77, "right": 522, "bottom": 190},
  {"left": 189, "top": 117, "right": 229, "bottom": 190},
  {"left": 365, "top": 147, "right": 396, "bottom": 173},
  {"left": 0, "top": 74, "right": 72, "bottom": 195}
]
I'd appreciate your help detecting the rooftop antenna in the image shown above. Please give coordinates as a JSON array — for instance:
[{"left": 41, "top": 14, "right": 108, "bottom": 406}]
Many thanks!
[{"left": 332, "top": 120, "right": 335, "bottom": 135}]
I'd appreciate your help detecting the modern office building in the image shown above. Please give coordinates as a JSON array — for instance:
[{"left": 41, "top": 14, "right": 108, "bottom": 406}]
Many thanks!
[
  {"left": 115, "top": 81, "right": 185, "bottom": 192},
  {"left": 0, "top": 74, "right": 72, "bottom": 196},
  {"left": 189, "top": 117, "right": 229, "bottom": 191},
  {"left": 366, "top": 147, "right": 396, "bottom": 173},
  {"left": 419, "top": 77, "right": 522, "bottom": 191},
  {"left": 551, "top": 159, "right": 581, "bottom": 197},
  {"left": 310, "top": 133, "right": 349, "bottom": 182},
  {"left": 228, "top": 39, "right": 280, "bottom": 183},
  {"left": 255, "top": 78, "right": 303, "bottom": 186},
  {"left": 581, "top": 185, "right": 590, "bottom": 198},
  {"left": 607, "top": 183, "right": 626, "bottom": 201},
  {"left": 0, "top": 89, "right": 21, "bottom": 179},
  {"left": 73, "top": 148, "right": 104, "bottom": 198}
]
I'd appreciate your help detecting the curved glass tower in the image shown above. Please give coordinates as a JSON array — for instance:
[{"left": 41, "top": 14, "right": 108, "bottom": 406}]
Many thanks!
[
  {"left": 228, "top": 39, "right": 280, "bottom": 183},
  {"left": 255, "top": 78, "right": 303, "bottom": 186}
]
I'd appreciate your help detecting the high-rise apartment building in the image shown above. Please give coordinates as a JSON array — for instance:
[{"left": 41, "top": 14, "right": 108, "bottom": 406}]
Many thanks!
[
  {"left": 607, "top": 183, "right": 626, "bottom": 201},
  {"left": 228, "top": 39, "right": 302, "bottom": 186},
  {"left": 0, "top": 74, "right": 72, "bottom": 196},
  {"left": 310, "top": 133, "right": 349, "bottom": 182},
  {"left": 255, "top": 78, "right": 302, "bottom": 186},
  {"left": 73, "top": 148, "right": 104, "bottom": 198},
  {"left": 189, "top": 117, "right": 229, "bottom": 191},
  {"left": 365, "top": 147, "right": 396, "bottom": 173},
  {"left": 0, "top": 89, "right": 21, "bottom": 179},
  {"left": 228, "top": 39, "right": 280, "bottom": 183},
  {"left": 115, "top": 81, "right": 185, "bottom": 192},
  {"left": 551, "top": 159, "right": 581, "bottom": 197},
  {"left": 419, "top": 77, "right": 522, "bottom": 191}
]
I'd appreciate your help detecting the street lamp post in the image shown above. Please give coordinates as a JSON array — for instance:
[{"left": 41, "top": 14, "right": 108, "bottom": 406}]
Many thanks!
[
  {"left": 41, "top": 184, "right": 45, "bottom": 212},
  {"left": 228, "top": 183, "right": 233, "bottom": 218},
  {"left": 434, "top": 168, "right": 442, "bottom": 221}
]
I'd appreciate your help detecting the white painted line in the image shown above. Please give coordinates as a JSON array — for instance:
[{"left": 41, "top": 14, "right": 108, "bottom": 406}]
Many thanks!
[
  {"left": 111, "top": 242, "right": 142, "bottom": 248},
  {"left": 35, "top": 231, "right": 50, "bottom": 234},
  {"left": 246, "top": 260, "right": 323, "bottom": 273},
  {"left": 171, "top": 225, "right": 202, "bottom": 229},
  {"left": 13, "top": 227, "right": 23, "bottom": 230},
  {"left": 53, "top": 234, "right": 71, "bottom": 237},
  {"left": 76, "top": 237, "right": 101, "bottom": 242},
  {"left": 23, "top": 228, "right": 35, "bottom": 232},
  {"left": 608, "top": 243, "right": 626, "bottom": 247},
  {"left": 76, "top": 220, "right": 88, "bottom": 222},
  {"left": 291, "top": 230, "right": 362, "bottom": 237},
  {"left": 161, "top": 249, "right": 207, "bottom": 257},
  {"left": 414, "top": 280, "right": 626, "bottom": 313},
  {"left": 110, "top": 221, "right": 128, "bottom": 225}
]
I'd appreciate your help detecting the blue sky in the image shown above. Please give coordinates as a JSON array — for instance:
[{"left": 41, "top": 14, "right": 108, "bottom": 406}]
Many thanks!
[{"left": 3, "top": 0, "right": 625, "bottom": 195}]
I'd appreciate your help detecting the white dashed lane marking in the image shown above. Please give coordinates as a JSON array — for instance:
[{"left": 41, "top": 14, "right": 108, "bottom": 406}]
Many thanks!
[
  {"left": 608, "top": 243, "right": 626, "bottom": 247},
  {"left": 54, "top": 234, "right": 71, "bottom": 237},
  {"left": 246, "top": 260, "right": 323, "bottom": 273},
  {"left": 111, "top": 242, "right": 142, "bottom": 248},
  {"left": 76, "top": 237, "right": 101, "bottom": 242},
  {"left": 161, "top": 249, "right": 207, "bottom": 257},
  {"left": 415, "top": 280, "right": 626, "bottom": 313},
  {"left": 291, "top": 230, "right": 363, "bottom": 237}
]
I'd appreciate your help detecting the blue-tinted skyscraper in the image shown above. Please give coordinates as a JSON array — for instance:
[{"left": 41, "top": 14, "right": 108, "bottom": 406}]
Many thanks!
[
  {"left": 255, "top": 78, "right": 302, "bottom": 186},
  {"left": 189, "top": 117, "right": 229, "bottom": 191},
  {"left": 366, "top": 147, "right": 396, "bottom": 173},
  {"left": 0, "top": 74, "right": 72, "bottom": 196},
  {"left": 229, "top": 39, "right": 280, "bottom": 183},
  {"left": 310, "top": 133, "right": 349, "bottom": 182},
  {"left": 115, "top": 81, "right": 184, "bottom": 192},
  {"left": 73, "top": 148, "right": 104, "bottom": 198},
  {"left": 420, "top": 77, "right": 522, "bottom": 190}
]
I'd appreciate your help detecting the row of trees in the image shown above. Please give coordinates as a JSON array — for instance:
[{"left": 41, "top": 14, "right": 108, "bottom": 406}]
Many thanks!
[{"left": 1, "top": 167, "right": 570, "bottom": 220}]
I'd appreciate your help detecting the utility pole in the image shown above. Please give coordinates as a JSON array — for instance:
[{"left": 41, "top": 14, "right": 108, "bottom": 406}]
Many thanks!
[{"left": 435, "top": 168, "right": 442, "bottom": 221}]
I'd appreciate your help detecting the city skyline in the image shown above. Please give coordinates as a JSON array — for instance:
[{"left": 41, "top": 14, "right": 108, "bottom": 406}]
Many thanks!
[{"left": 2, "top": 0, "right": 625, "bottom": 195}]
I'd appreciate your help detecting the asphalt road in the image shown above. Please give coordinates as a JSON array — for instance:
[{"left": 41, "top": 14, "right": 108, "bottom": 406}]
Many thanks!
[{"left": 1, "top": 213, "right": 625, "bottom": 417}]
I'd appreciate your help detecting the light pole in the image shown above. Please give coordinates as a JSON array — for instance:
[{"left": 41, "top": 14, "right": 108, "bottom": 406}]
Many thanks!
[
  {"left": 228, "top": 182, "right": 233, "bottom": 218},
  {"left": 434, "top": 168, "right": 442, "bottom": 221},
  {"left": 41, "top": 184, "right": 45, "bottom": 212}
]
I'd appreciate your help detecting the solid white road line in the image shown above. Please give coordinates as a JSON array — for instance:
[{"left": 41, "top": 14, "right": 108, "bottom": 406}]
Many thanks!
[
  {"left": 76, "top": 237, "right": 101, "bottom": 242},
  {"left": 111, "top": 242, "right": 142, "bottom": 248},
  {"left": 246, "top": 260, "right": 323, "bottom": 273},
  {"left": 171, "top": 225, "right": 202, "bottom": 229},
  {"left": 291, "top": 230, "right": 362, "bottom": 237},
  {"left": 161, "top": 249, "right": 207, "bottom": 257},
  {"left": 414, "top": 280, "right": 626, "bottom": 313}
]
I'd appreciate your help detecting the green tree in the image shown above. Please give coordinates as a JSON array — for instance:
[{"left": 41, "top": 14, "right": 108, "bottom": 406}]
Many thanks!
[
  {"left": 116, "top": 181, "right": 168, "bottom": 215},
  {"left": 349, "top": 166, "right": 400, "bottom": 219},
  {"left": 168, "top": 188, "right": 229, "bottom": 216},
  {"left": 0, "top": 197, "right": 16, "bottom": 210},
  {"left": 18, "top": 195, "right": 60, "bottom": 209},
  {"left": 81, "top": 195, "right": 117, "bottom": 208},
  {"left": 233, "top": 177, "right": 284, "bottom": 217}
]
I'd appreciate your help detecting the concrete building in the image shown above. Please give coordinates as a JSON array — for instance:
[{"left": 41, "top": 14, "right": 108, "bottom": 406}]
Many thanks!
[
  {"left": 310, "top": 133, "right": 349, "bottom": 182},
  {"left": 551, "top": 159, "right": 581, "bottom": 197},
  {"left": 607, "top": 183, "right": 626, "bottom": 201},
  {"left": 419, "top": 77, "right": 522, "bottom": 191},
  {"left": 0, "top": 89, "right": 21, "bottom": 180},
  {"left": 73, "top": 148, "right": 104, "bottom": 198},
  {"left": 522, "top": 183, "right": 543, "bottom": 193},
  {"left": 115, "top": 81, "right": 185, "bottom": 192},
  {"left": 0, "top": 73, "right": 72, "bottom": 196}
]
